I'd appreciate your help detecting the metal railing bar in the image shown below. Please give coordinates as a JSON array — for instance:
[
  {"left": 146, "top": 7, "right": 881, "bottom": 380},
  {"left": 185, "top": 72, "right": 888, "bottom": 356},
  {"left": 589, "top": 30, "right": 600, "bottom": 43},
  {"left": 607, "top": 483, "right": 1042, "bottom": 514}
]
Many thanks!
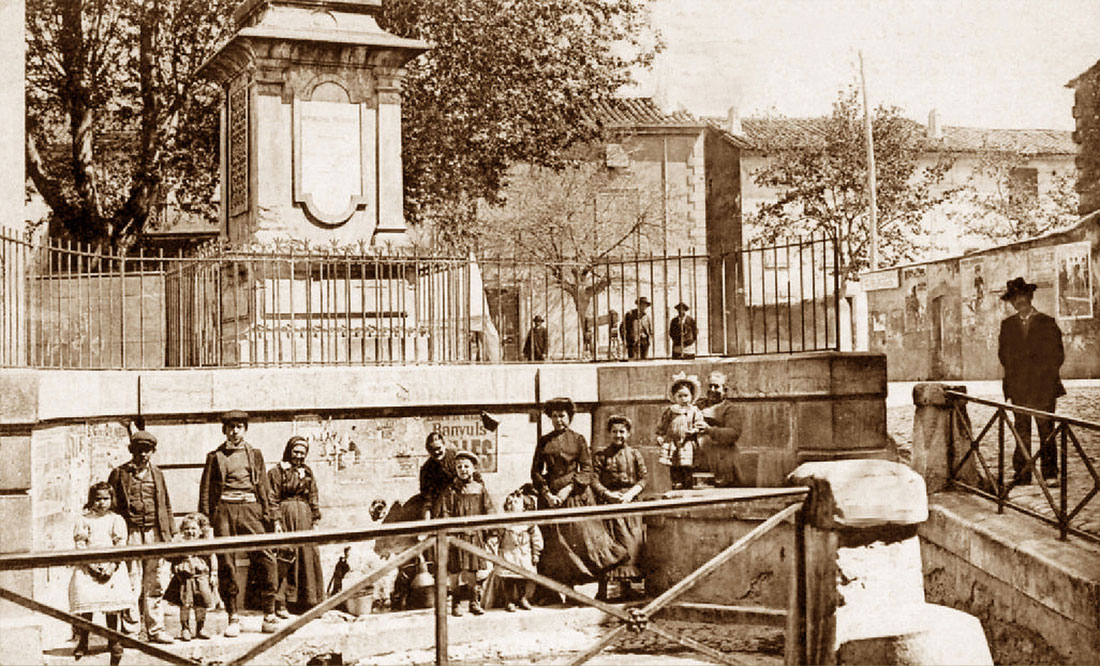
[
  {"left": 950, "top": 480, "right": 1100, "bottom": 545},
  {"left": 0, "top": 489, "right": 809, "bottom": 570},
  {"left": 945, "top": 391, "right": 1100, "bottom": 430},
  {"left": 0, "top": 585, "right": 201, "bottom": 665},
  {"left": 228, "top": 536, "right": 434, "bottom": 666}
]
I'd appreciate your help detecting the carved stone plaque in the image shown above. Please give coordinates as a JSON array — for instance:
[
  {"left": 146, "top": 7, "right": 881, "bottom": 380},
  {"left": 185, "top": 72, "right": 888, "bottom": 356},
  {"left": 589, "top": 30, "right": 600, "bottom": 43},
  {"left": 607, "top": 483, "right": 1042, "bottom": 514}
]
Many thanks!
[
  {"left": 228, "top": 84, "right": 249, "bottom": 217},
  {"left": 294, "top": 90, "right": 368, "bottom": 227}
]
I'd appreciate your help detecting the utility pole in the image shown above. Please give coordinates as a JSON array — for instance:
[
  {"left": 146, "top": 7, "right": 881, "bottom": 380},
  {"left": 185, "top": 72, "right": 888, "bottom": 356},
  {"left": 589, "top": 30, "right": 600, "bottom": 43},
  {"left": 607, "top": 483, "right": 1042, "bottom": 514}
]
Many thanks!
[{"left": 859, "top": 50, "right": 878, "bottom": 270}]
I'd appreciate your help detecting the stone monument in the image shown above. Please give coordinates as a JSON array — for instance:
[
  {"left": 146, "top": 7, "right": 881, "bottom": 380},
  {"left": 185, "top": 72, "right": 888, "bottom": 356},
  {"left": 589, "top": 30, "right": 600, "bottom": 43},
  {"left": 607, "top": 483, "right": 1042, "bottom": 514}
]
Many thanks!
[{"left": 199, "top": 0, "right": 428, "bottom": 247}]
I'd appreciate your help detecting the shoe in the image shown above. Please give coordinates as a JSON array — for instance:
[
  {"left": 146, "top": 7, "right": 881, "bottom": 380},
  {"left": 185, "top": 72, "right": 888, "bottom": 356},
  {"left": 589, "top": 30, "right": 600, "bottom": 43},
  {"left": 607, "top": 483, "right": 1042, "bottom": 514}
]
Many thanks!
[
  {"left": 73, "top": 642, "right": 88, "bottom": 660},
  {"left": 517, "top": 598, "right": 532, "bottom": 610},
  {"left": 1010, "top": 475, "right": 1032, "bottom": 487},
  {"left": 1043, "top": 476, "right": 1060, "bottom": 488},
  {"left": 451, "top": 602, "right": 464, "bottom": 617},
  {"left": 505, "top": 602, "right": 517, "bottom": 612},
  {"left": 469, "top": 600, "right": 484, "bottom": 616},
  {"left": 261, "top": 614, "right": 279, "bottom": 634},
  {"left": 275, "top": 607, "right": 291, "bottom": 620},
  {"left": 180, "top": 628, "right": 191, "bottom": 642},
  {"left": 149, "top": 631, "right": 175, "bottom": 645},
  {"left": 195, "top": 627, "right": 212, "bottom": 640},
  {"left": 223, "top": 618, "right": 241, "bottom": 638}
]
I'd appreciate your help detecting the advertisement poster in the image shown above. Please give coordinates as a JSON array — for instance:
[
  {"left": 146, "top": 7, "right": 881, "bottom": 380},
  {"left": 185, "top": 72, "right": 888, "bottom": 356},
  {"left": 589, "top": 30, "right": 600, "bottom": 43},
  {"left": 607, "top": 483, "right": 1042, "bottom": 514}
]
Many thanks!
[
  {"left": 960, "top": 257, "right": 986, "bottom": 326},
  {"left": 424, "top": 415, "right": 499, "bottom": 473},
  {"left": 902, "top": 266, "right": 927, "bottom": 332},
  {"left": 1056, "top": 241, "right": 1093, "bottom": 320}
]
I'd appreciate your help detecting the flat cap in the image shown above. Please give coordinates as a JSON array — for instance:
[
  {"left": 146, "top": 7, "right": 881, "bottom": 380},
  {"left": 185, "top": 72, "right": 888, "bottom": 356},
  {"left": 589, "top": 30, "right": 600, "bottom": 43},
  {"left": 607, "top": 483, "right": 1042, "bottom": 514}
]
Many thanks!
[
  {"left": 130, "top": 430, "right": 158, "bottom": 447},
  {"left": 220, "top": 409, "right": 249, "bottom": 424}
]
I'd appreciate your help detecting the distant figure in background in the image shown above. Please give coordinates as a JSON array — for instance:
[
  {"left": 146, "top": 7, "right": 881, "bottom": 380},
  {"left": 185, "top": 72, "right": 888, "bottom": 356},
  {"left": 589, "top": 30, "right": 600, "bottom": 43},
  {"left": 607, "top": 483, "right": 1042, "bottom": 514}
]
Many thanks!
[
  {"left": 70, "top": 482, "right": 133, "bottom": 664},
  {"left": 998, "top": 277, "right": 1065, "bottom": 488},
  {"left": 623, "top": 297, "right": 653, "bottom": 359},
  {"left": 107, "top": 429, "right": 175, "bottom": 644},
  {"left": 607, "top": 310, "right": 623, "bottom": 360},
  {"left": 269, "top": 436, "right": 325, "bottom": 615},
  {"left": 522, "top": 315, "right": 548, "bottom": 361},
  {"left": 669, "top": 302, "right": 697, "bottom": 359}
]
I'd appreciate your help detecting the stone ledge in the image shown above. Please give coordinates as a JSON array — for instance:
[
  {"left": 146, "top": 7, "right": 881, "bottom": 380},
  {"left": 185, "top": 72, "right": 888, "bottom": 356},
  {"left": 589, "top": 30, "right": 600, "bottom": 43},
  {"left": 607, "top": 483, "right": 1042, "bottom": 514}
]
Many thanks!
[{"left": 921, "top": 491, "right": 1100, "bottom": 637}]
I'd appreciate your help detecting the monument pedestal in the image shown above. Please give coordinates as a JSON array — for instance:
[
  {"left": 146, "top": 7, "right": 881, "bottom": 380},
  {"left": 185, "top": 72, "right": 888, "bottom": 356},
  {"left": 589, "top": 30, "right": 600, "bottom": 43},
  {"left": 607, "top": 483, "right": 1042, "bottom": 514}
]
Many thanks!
[{"left": 200, "top": 0, "right": 428, "bottom": 248}]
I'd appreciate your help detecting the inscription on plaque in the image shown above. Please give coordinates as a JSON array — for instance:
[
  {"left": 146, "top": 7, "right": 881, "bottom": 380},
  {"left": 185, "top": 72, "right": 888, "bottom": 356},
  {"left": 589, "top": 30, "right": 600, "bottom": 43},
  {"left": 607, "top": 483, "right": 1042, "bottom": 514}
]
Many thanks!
[
  {"left": 294, "top": 97, "right": 366, "bottom": 226},
  {"left": 228, "top": 85, "right": 249, "bottom": 217}
]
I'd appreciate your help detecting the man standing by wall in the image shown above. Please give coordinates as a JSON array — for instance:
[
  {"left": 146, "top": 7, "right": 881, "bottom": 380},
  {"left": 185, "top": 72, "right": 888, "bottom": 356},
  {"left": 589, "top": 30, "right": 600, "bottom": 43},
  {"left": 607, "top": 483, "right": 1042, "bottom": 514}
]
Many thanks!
[
  {"left": 522, "top": 315, "right": 548, "bottom": 361},
  {"left": 107, "top": 430, "right": 176, "bottom": 644},
  {"left": 623, "top": 297, "right": 653, "bottom": 359},
  {"left": 199, "top": 410, "right": 281, "bottom": 636},
  {"left": 997, "top": 277, "right": 1066, "bottom": 487},
  {"left": 669, "top": 302, "right": 697, "bottom": 359}
]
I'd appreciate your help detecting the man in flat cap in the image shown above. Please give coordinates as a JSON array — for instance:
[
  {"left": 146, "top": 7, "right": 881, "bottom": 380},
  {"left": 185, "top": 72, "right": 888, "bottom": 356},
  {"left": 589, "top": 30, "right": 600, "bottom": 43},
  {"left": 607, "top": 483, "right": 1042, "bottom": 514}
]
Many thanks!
[
  {"left": 669, "top": 302, "right": 697, "bottom": 359},
  {"left": 522, "top": 315, "right": 548, "bottom": 361},
  {"left": 998, "top": 277, "right": 1065, "bottom": 487},
  {"left": 198, "top": 410, "right": 280, "bottom": 636},
  {"left": 623, "top": 297, "right": 653, "bottom": 359},
  {"left": 108, "top": 429, "right": 177, "bottom": 643}
]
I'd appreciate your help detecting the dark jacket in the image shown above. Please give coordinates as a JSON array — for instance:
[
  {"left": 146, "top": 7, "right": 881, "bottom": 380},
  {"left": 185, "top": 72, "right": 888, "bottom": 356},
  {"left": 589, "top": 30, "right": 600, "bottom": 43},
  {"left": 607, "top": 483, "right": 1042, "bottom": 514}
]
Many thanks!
[
  {"left": 198, "top": 441, "right": 276, "bottom": 524},
  {"left": 522, "top": 325, "right": 548, "bottom": 360},
  {"left": 998, "top": 311, "right": 1066, "bottom": 406},
  {"left": 669, "top": 315, "right": 697, "bottom": 348},
  {"left": 108, "top": 462, "right": 176, "bottom": 542}
]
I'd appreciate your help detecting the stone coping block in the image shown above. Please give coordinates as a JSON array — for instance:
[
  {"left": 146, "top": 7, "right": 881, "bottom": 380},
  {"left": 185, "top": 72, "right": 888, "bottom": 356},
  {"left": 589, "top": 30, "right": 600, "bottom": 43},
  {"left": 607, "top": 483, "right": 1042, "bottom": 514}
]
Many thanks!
[
  {"left": 836, "top": 602, "right": 993, "bottom": 665},
  {"left": 788, "top": 460, "right": 928, "bottom": 530}
]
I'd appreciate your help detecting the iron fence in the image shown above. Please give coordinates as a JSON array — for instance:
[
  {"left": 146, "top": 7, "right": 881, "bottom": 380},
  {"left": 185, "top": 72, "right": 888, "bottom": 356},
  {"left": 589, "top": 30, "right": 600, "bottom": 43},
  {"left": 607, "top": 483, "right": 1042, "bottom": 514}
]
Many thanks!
[
  {"left": 0, "top": 487, "right": 810, "bottom": 666},
  {"left": 0, "top": 228, "right": 841, "bottom": 368},
  {"left": 946, "top": 390, "right": 1100, "bottom": 543}
]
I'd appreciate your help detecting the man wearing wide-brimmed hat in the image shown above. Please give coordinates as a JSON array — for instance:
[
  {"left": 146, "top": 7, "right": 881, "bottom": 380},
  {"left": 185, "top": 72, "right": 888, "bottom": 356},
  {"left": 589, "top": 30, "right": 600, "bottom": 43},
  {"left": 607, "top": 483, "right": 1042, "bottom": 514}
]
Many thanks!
[
  {"left": 623, "top": 296, "right": 653, "bottom": 359},
  {"left": 669, "top": 302, "right": 697, "bottom": 359},
  {"left": 198, "top": 410, "right": 280, "bottom": 636},
  {"left": 998, "top": 277, "right": 1065, "bottom": 487},
  {"left": 522, "top": 314, "right": 548, "bottom": 361}
]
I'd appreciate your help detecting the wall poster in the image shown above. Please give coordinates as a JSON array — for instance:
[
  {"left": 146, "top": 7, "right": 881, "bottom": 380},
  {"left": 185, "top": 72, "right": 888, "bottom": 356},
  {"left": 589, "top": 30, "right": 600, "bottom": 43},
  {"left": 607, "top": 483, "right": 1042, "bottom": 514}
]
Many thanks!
[
  {"left": 1056, "top": 241, "right": 1093, "bottom": 320},
  {"left": 902, "top": 266, "right": 927, "bottom": 332},
  {"left": 960, "top": 257, "right": 986, "bottom": 327}
]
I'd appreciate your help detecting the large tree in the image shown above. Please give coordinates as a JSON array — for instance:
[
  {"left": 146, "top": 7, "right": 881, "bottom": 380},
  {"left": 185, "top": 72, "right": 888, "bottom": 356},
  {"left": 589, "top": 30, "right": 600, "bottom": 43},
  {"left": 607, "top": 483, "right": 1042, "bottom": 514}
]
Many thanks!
[
  {"left": 747, "top": 85, "right": 953, "bottom": 288},
  {"left": 379, "top": 0, "right": 659, "bottom": 249},
  {"left": 945, "top": 152, "right": 1078, "bottom": 245},
  {"left": 26, "top": 0, "right": 233, "bottom": 250}
]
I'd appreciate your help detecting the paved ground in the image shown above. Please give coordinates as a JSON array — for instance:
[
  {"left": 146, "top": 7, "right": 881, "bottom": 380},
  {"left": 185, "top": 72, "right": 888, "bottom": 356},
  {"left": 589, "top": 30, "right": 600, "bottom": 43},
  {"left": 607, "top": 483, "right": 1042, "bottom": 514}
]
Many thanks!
[{"left": 887, "top": 382, "right": 1100, "bottom": 538}]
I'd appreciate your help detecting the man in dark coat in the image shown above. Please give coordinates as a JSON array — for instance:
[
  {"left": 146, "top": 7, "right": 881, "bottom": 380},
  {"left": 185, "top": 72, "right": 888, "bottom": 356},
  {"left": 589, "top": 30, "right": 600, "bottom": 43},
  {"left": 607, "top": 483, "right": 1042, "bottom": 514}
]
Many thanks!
[
  {"left": 669, "top": 302, "right": 698, "bottom": 359},
  {"left": 622, "top": 297, "right": 653, "bottom": 359},
  {"left": 695, "top": 371, "right": 746, "bottom": 486},
  {"left": 997, "top": 277, "right": 1065, "bottom": 487},
  {"left": 108, "top": 430, "right": 177, "bottom": 643},
  {"left": 198, "top": 410, "right": 280, "bottom": 636},
  {"left": 522, "top": 315, "right": 548, "bottom": 361}
]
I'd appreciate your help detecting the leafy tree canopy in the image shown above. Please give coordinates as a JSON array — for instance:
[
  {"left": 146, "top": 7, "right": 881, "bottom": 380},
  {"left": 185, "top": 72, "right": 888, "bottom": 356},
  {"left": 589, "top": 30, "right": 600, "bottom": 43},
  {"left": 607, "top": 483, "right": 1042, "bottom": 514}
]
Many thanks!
[
  {"left": 379, "top": 0, "right": 660, "bottom": 249},
  {"left": 747, "top": 85, "right": 953, "bottom": 286},
  {"left": 26, "top": 0, "right": 234, "bottom": 250}
]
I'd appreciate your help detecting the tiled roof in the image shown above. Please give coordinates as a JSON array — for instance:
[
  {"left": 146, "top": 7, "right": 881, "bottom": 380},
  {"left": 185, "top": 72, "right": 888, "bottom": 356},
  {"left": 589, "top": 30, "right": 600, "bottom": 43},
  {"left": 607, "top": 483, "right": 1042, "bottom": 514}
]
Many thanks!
[
  {"left": 704, "top": 115, "right": 1075, "bottom": 155},
  {"left": 592, "top": 97, "right": 700, "bottom": 127}
]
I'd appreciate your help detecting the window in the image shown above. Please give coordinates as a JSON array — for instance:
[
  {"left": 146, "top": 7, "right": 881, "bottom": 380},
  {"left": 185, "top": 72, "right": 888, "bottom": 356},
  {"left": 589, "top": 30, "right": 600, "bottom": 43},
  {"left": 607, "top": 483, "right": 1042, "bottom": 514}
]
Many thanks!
[{"left": 1008, "top": 167, "right": 1038, "bottom": 203}]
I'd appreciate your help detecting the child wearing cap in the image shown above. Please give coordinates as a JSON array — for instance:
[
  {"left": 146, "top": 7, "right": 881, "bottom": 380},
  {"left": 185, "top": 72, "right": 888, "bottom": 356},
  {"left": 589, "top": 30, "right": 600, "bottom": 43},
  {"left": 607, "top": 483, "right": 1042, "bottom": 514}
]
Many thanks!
[
  {"left": 434, "top": 450, "right": 496, "bottom": 616},
  {"left": 656, "top": 373, "right": 706, "bottom": 489}
]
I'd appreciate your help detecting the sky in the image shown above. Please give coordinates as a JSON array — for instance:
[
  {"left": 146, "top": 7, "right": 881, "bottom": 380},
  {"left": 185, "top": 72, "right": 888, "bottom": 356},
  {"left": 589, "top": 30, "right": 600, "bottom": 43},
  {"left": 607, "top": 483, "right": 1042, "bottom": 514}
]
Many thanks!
[{"left": 630, "top": 0, "right": 1100, "bottom": 130}]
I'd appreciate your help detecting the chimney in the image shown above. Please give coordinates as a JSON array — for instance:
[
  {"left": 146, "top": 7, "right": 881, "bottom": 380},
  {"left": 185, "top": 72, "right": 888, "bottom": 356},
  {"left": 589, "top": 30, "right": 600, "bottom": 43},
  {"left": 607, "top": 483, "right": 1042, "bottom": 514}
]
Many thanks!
[
  {"left": 927, "top": 108, "right": 942, "bottom": 140},
  {"left": 727, "top": 105, "right": 743, "bottom": 135}
]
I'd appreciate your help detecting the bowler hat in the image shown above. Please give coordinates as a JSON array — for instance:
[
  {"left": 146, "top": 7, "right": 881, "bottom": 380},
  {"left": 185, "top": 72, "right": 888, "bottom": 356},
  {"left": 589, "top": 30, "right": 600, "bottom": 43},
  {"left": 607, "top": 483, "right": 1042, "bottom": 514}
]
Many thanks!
[
  {"left": 1001, "top": 277, "right": 1038, "bottom": 301},
  {"left": 674, "top": 302, "right": 690, "bottom": 312},
  {"left": 221, "top": 409, "right": 249, "bottom": 425},
  {"left": 532, "top": 315, "right": 544, "bottom": 323},
  {"left": 129, "top": 430, "right": 157, "bottom": 448},
  {"left": 636, "top": 296, "right": 651, "bottom": 306}
]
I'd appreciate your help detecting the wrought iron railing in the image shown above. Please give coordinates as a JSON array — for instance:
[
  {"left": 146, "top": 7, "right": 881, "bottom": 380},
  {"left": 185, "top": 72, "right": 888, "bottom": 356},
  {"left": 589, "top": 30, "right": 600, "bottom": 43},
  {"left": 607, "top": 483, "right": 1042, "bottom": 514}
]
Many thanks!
[
  {"left": 0, "top": 487, "right": 809, "bottom": 666},
  {"left": 0, "top": 227, "right": 841, "bottom": 368},
  {"left": 945, "top": 390, "right": 1100, "bottom": 543}
]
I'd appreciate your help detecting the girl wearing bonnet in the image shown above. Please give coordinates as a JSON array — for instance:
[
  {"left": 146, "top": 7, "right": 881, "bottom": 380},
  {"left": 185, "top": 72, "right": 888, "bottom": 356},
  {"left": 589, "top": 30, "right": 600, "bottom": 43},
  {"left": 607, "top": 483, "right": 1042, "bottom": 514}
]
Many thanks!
[{"left": 656, "top": 372, "right": 706, "bottom": 489}]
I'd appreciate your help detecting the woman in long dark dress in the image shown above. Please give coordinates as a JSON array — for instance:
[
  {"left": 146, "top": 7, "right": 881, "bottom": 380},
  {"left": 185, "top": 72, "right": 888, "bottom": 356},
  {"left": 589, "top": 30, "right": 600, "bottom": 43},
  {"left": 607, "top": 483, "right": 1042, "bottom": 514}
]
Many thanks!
[
  {"left": 592, "top": 415, "right": 648, "bottom": 601},
  {"left": 531, "top": 397, "right": 627, "bottom": 588},
  {"left": 268, "top": 436, "right": 325, "bottom": 615}
]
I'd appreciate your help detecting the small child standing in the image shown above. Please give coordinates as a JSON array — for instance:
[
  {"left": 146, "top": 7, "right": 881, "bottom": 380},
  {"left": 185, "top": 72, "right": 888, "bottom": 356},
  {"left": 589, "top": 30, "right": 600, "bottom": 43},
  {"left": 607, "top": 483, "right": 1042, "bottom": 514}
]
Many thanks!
[
  {"left": 497, "top": 492, "right": 542, "bottom": 611},
  {"left": 165, "top": 513, "right": 216, "bottom": 640},
  {"left": 656, "top": 373, "right": 706, "bottom": 490},
  {"left": 434, "top": 451, "right": 495, "bottom": 616},
  {"left": 69, "top": 482, "right": 134, "bottom": 665}
]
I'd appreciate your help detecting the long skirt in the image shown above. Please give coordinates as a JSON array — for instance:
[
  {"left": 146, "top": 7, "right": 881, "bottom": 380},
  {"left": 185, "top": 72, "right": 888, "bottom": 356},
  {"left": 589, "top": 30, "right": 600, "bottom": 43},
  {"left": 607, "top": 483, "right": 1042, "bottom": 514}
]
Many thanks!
[
  {"left": 276, "top": 498, "right": 325, "bottom": 610},
  {"left": 538, "top": 488, "right": 627, "bottom": 586},
  {"left": 604, "top": 512, "right": 645, "bottom": 580}
]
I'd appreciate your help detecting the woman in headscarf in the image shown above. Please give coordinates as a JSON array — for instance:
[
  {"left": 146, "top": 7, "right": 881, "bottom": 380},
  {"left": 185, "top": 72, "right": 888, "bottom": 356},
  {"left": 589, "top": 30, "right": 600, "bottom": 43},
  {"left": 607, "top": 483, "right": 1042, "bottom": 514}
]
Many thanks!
[
  {"left": 592, "top": 415, "right": 648, "bottom": 601},
  {"left": 530, "top": 397, "right": 626, "bottom": 591},
  {"left": 268, "top": 436, "right": 324, "bottom": 615}
]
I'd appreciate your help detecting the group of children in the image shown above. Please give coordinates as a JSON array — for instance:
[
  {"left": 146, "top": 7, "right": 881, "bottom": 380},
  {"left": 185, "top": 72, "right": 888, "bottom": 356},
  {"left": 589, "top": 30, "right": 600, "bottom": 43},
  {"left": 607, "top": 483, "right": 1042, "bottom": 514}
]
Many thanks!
[{"left": 70, "top": 484, "right": 219, "bottom": 661}]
